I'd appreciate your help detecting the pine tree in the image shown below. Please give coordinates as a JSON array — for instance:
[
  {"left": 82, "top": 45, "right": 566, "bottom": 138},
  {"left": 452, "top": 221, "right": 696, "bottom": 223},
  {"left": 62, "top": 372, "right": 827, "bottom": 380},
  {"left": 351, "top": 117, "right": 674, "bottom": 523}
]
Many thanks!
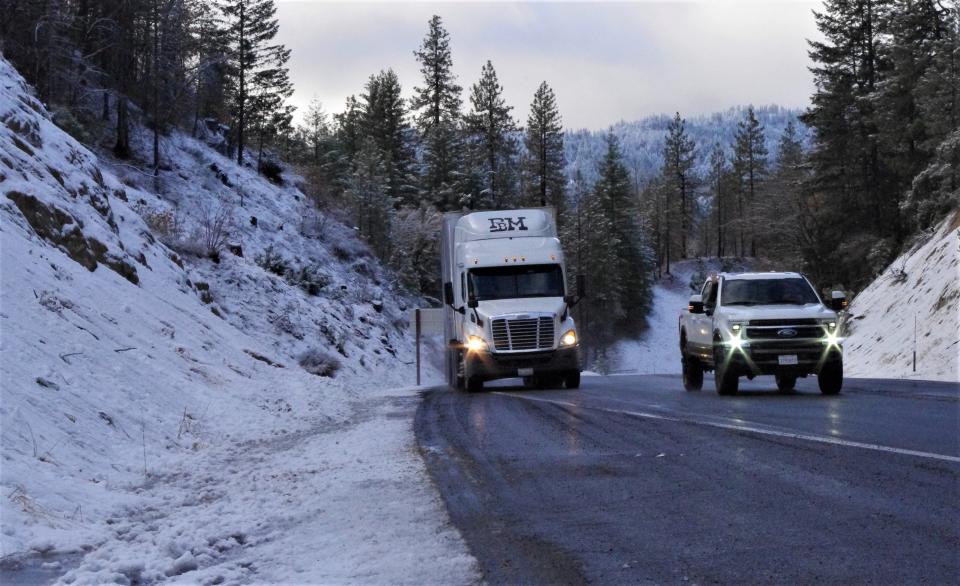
[
  {"left": 464, "top": 61, "right": 517, "bottom": 209},
  {"left": 347, "top": 138, "right": 394, "bottom": 259},
  {"left": 221, "top": 0, "right": 293, "bottom": 168},
  {"left": 660, "top": 112, "right": 697, "bottom": 266},
  {"left": 411, "top": 15, "right": 463, "bottom": 209},
  {"left": 361, "top": 69, "right": 417, "bottom": 204},
  {"left": 523, "top": 81, "right": 566, "bottom": 216},
  {"left": 707, "top": 142, "right": 728, "bottom": 258},
  {"left": 733, "top": 105, "right": 768, "bottom": 257}
]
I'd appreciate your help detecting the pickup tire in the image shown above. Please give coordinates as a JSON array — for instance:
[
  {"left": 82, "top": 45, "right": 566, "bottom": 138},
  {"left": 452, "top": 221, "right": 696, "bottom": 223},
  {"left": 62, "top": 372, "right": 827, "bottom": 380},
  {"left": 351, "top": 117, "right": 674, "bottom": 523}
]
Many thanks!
[
  {"left": 466, "top": 376, "right": 484, "bottom": 393},
  {"left": 682, "top": 357, "right": 703, "bottom": 391},
  {"left": 775, "top": 373, "right": 797, "bottom": 393},
  {"left": 713, "top": 343, "right": 739, "bottom": 395},
  {"left": 564, "top": 371, "right": 581, "bottom": 389},
  {"left": 818, "top": 360, "right": 843, "bottom": 395}
]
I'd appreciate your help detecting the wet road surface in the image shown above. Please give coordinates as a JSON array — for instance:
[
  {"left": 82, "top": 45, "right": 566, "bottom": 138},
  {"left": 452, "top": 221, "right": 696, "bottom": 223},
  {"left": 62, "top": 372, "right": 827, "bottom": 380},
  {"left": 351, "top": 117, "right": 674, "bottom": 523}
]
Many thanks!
[{"left": 416, "top": 375, "right": 960, "bottom": 584}]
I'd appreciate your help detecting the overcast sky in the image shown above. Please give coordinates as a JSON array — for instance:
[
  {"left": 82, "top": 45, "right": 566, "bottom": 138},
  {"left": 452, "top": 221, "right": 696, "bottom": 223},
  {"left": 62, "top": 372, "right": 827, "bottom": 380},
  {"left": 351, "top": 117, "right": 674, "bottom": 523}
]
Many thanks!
[{"left": 276, "top": 1, "right": 822, "bottom": 130}]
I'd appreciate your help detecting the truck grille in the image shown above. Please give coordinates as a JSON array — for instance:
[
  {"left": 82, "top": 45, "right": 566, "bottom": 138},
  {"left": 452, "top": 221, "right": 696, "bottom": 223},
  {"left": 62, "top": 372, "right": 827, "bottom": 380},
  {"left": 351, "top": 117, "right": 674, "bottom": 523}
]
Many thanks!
[
  {"left": 491, "top": 317, "right": 554, "bottom": 351},
  {"left": 745, "top": 324, "right": 824, "bottom": 340}
]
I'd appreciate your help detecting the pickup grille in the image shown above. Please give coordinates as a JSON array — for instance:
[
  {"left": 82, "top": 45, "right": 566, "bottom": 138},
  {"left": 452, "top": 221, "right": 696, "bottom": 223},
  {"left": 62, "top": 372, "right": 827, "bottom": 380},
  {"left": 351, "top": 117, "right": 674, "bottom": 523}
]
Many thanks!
[
  {"left": 491, "top": 317, "right": 554, "bottom": 351},
  {"left": 745, "top": 324, "right": 824, "bottom": 340}
]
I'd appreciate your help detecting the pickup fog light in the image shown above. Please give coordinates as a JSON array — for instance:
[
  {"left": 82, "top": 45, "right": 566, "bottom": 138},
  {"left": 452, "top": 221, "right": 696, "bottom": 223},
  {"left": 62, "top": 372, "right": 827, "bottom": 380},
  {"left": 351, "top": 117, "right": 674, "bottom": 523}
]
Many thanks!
[
  {"left": 561, "top": 330, "right": 577, "bottom": 346},
  {"left": 729, "top": 334, "right": 743, "bottom": 350},
  {"left": 466, "top": 336, "right": 487, "bottom": 352},
  {"left": 824, "top": 330, "right": 842, "bottom": 347}
]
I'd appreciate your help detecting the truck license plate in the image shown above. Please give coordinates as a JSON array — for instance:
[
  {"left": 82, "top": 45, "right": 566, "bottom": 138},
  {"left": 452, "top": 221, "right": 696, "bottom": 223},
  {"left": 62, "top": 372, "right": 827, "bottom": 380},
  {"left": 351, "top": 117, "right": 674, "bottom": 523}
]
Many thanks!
[
  {"left": 517, "top": 368, "right": 534, "bottom": 377},
  {"left": 778, "top": 355, "right": 799, "bottom": 366}
]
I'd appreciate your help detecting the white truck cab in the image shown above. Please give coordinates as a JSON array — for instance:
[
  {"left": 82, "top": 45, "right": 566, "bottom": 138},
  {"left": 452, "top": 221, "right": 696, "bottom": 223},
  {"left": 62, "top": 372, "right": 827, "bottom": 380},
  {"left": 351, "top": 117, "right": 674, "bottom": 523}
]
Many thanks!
[
  {"left": 679, "top": 272, "right": 846, "bottom": 395},
  {"left": 441, "top": 209, "right": 584, "bottom": 392}
]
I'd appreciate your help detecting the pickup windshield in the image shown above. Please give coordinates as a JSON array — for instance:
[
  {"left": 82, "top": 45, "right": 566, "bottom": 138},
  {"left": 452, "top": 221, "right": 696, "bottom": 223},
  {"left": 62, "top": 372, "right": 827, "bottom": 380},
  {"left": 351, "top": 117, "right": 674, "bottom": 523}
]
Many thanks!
[
  {"left": 722, "top": 278, "right": 820, "bottom": 306},
  {"left": 468, "top": 264, "right": 565, "bottom": 301}
]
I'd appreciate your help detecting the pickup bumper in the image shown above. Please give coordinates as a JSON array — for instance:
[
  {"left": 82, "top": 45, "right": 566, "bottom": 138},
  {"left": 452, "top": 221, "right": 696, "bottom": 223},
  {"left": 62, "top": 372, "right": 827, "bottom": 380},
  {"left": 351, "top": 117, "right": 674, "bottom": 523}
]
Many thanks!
[
  {"left": 727, "top": 341, "right": 842, "bottom": 377},
  {"left": 465, "top": 346, "right": 582, "bottom": 382}
]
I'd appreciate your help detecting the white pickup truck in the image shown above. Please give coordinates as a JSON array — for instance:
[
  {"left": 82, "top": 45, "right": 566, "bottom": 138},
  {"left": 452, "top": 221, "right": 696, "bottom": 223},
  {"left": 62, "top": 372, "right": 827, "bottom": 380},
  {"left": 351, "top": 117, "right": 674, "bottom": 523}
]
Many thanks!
[{"left": 678, "top": 272, "right": 846, "bottom": 395}]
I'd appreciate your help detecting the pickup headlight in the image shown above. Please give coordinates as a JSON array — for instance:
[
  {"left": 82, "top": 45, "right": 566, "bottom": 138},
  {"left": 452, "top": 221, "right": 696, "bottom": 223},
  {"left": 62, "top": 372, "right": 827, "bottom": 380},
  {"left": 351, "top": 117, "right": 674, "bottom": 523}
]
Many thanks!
[
  {"left": 560, "top": 330, "right": 577, "bottom": 346},
  {"left": 466, "top": 335, "right": 487, "bottom": 352},
  {"left": 728, "top": 321, "right": 748, "bottom": 333},
  {"left": 819, "top": 318, "right": 838, "bottom": 331}
]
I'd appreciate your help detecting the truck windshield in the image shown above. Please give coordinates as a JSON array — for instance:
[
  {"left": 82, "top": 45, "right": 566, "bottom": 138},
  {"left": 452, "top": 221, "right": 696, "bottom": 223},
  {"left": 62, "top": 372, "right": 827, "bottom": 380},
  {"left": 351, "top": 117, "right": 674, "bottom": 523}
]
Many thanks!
[
  {"left": 722, "top": 278, "right": 820, "bottom": 306},
  {"left": 468, "top": 265, "right": 565, "bottom": 301}
]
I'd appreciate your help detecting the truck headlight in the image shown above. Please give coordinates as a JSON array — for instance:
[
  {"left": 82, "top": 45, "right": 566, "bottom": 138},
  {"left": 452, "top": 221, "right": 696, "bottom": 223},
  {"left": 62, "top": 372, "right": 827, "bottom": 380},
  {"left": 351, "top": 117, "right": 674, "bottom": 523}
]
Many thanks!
[
  {"left": 729, "top": 321, "right": 748, "bottom": 333},
  {"left": 466, "top": 335, "right": 487, "bottom": 352},
  {"left": 561, "top": 330, "right": 577, "bottom": 346}
]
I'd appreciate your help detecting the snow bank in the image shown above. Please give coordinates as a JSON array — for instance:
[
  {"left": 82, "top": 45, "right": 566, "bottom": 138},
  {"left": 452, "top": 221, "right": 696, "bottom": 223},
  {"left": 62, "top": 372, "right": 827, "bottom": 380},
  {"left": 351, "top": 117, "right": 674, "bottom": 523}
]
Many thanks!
[
  {"left": 844, "top": 215, "right": 960, "bottom": 382},
  {"left": 0, "top": 55, "right": 475, "bottom": 583}
]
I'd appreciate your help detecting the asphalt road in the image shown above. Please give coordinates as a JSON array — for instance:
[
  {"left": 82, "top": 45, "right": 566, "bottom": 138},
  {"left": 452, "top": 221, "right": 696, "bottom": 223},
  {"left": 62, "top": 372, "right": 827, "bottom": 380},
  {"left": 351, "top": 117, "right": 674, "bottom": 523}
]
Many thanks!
[{"left": 416, "top": 375, "right": 960, "bottom": 584}]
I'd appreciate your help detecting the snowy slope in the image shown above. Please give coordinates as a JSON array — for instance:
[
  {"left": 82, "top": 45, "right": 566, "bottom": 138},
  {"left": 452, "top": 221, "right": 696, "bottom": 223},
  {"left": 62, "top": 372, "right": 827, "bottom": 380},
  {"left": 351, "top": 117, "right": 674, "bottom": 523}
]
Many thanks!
[
  {"left": 844, "top": 214, "right": 960, "bottom": 382},
  {"left": 0, "top": 56, "right": 476, "bottom": 583}
]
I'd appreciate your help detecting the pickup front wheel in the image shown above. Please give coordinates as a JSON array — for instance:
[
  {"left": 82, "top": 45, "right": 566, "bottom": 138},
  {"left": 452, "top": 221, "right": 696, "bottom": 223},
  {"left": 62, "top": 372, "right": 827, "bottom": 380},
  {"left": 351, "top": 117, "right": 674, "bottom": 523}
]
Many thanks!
[
  {"left": 682, "top": 356, "right": 703, "bottom": 391},
  {"left": 713, "top": 343, "right": 739, "bottom": 396},
  {"left": 818, "top": 359, "right": 843, "bottom": 395}
]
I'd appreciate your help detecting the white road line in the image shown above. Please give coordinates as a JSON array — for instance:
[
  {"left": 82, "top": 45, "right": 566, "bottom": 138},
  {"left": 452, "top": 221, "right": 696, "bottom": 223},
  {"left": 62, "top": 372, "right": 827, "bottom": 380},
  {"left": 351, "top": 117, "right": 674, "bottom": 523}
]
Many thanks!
[{"left": 493, "top": 392, "right": 960, "bottom": 464}]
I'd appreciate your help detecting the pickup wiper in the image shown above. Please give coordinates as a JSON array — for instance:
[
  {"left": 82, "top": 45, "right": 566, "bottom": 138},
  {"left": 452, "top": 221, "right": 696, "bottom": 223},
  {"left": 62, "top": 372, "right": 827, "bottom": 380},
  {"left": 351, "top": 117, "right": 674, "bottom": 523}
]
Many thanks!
[{"left": 724, "top": 301, "right": 757, "bottom": 306}]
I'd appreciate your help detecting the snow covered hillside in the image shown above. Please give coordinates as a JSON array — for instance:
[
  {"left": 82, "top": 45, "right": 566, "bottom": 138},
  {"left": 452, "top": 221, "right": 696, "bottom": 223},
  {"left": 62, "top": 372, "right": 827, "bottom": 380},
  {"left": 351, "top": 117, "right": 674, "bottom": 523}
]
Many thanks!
[
  {"left": 844, "top": 215, "right": 960, "bottom": 382},
  {"left": 0, "top": 56, "right": 475, "bottom": 583}
]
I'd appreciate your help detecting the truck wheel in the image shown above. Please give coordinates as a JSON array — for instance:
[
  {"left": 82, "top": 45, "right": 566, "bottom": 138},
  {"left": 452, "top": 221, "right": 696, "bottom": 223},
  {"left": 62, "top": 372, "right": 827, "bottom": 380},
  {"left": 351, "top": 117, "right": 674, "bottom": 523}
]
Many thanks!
[
  {"left": 775, "top": 373, "right": 797, "bottom": 393},
  {"left": 565, "top": 371, "right": 581, "bottom": 389},
  {"left": 466, "top": 376, "right": 484, "bottom": 393},
  {"left": 713, "top": 345, "right": 739, "bottom": 396},
  {"left": 682, "top": 357, "right": 703, "bottom": 391},
  {"left": 818, "top": 360, "right": 843, "bottom": 395}
]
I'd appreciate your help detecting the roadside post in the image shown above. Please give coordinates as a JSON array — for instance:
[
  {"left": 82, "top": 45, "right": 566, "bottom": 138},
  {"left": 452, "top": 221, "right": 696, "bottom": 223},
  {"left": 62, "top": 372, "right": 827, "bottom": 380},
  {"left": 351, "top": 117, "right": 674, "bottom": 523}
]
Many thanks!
[{"left": 410, "top": 308, "right": 444, "bottom": 386}]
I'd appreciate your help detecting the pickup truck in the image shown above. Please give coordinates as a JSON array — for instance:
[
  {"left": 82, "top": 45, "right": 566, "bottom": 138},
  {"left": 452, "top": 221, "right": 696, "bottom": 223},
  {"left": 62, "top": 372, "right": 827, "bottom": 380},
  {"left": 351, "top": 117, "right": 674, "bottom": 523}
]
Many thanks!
[{"left": 678, "top": 272, "right": 846, "bottom": 395}]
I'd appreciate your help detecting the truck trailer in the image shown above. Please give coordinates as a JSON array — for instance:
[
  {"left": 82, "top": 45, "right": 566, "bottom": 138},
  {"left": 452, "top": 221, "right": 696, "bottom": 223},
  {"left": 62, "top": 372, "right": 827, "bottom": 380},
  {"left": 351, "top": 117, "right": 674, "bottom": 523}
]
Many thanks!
[{"left": 440, "top": 208, "right": 584, "bottom": 392}]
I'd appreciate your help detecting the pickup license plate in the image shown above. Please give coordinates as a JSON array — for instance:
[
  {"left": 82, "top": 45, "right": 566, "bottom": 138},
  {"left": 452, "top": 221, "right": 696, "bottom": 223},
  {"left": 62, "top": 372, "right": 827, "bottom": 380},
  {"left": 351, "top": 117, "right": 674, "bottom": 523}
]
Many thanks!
[
  {"left": 518, "top": 368, "right": 534, "bottom": 377},
  {"left": 778, "top": 355, "right": 799, "bottom": 366}
]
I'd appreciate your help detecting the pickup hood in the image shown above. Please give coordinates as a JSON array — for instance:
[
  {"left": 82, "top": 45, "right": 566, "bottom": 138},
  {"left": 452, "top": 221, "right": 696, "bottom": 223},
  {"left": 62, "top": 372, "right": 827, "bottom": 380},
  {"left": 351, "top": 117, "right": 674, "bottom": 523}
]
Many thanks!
[
  {"left": 476, "top": 297, "right": 566, "bottom": 320},
  {"left": 721, "top": 304, "right": 836, "bottom": 322}
]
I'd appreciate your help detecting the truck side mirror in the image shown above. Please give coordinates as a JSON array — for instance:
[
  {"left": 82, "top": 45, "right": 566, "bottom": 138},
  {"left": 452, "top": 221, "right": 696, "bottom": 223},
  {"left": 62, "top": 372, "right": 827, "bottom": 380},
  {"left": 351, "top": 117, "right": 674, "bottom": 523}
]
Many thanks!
[
  {"left": 576, "top": 274, "right": 586, "bottom": 299},
  {"left": 443, "top": 282, "right": 454, "bottom": 307},
  {"left": 467, "top": 295, "right": 479, "bottom": 309},
  {"left": 829, "top": 290, "right": 847, "bottom": 311},
  {"left": 688, "top": 294, "right": 704, "bottom": 314}
]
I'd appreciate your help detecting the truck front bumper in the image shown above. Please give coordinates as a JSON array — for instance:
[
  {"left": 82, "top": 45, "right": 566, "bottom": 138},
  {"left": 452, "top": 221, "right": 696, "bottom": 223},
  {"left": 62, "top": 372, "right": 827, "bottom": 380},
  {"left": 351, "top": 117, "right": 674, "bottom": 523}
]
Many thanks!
[
  {"left": 465, "top": 346, "right": 582, "bottom": 382},
  {"left": 726, "top": 341, "right": 842, "bottom": 377}
]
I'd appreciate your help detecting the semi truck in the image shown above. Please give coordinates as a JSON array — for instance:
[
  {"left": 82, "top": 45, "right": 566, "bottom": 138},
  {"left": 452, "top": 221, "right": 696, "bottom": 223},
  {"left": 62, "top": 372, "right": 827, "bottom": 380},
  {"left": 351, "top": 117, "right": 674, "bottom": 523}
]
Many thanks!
[
  {"left": 440, "top": 208, "right": 584, "bottom": 392},
  {"left": 678, "top": 272, "right": 847, "bottom": 395}
]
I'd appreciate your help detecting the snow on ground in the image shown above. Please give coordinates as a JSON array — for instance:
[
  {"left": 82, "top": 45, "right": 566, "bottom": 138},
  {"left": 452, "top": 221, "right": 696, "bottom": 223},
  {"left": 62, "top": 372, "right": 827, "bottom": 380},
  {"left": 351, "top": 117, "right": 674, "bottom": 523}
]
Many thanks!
[
  {"left": 612, "top": 259, "right": 747, "bottom": 375},
  {"left": 844, "top": 214, "right": 960, "bottom": 382},
  {"left": 0, "top": 55, "right": 477, "bottom": 583}
]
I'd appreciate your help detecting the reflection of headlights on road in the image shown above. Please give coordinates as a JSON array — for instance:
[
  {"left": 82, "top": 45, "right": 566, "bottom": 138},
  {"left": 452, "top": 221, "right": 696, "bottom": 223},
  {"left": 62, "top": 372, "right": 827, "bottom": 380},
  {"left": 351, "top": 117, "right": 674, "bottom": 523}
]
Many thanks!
[
  {"left": 561, "top": 330, "right": 577, "bottom": 346},
  {"left": 466, "top": 336, "right": 487, "bottom": 352}
]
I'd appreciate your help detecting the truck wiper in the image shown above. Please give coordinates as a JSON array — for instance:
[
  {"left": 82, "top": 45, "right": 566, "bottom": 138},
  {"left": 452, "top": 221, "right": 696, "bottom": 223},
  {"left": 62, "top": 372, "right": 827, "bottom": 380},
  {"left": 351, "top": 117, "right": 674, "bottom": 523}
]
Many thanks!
[{"left": 724, "top": 301, "right": 757, "bottom": 306}]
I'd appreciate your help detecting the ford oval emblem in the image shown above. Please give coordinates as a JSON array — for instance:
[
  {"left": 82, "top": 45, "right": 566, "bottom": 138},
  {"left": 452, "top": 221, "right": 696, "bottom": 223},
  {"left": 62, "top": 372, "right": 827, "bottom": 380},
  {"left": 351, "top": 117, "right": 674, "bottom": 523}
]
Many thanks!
[{"left": 777, "top": 328, "right": 798, "bottom": 338}]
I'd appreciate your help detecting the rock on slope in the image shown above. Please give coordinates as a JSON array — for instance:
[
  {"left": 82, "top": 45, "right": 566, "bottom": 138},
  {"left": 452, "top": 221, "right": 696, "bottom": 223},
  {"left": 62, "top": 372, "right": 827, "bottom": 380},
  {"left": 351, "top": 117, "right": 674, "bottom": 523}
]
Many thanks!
[
  {"left": 844, "top": 214, "right": 960, "bottom": 382},
  {"left": 0, "top": 56, "right": 475, "bottom": 583}
]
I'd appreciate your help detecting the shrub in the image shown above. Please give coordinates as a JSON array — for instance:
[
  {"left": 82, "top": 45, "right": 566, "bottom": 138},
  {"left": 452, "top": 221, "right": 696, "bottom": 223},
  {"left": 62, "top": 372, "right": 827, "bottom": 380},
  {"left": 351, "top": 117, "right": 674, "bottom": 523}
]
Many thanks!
[
  {"left": 297, "top": 348, "right": 341, "bottom": 377},
  {"left": 255, "top": 245, "right": 289, "bottom": 276},
  {"left": 259, "top": 159, "right": 284, "bottom": 185}
]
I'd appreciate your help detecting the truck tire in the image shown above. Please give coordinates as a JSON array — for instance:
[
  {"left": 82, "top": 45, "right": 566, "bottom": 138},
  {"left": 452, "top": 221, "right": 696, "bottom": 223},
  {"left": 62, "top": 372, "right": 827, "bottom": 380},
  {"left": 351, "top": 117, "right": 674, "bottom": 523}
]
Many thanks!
[
  {"left": 713, "top": 344, "right": 739, "bottom": 396},
  {"left": 466, "top": 376, "right": 484, "bottom": 393},
  {"left": 682, "top": 357, "right": 703, "bottom": 391},
  {"left": 818, "top": 360, "right": 843, "bottom": 395},
  {"left": 565, "top": 371, "right": 581, "bottom": 389},
  {"left": 775, "top": 373, "right": 797, "bottom": 393}
]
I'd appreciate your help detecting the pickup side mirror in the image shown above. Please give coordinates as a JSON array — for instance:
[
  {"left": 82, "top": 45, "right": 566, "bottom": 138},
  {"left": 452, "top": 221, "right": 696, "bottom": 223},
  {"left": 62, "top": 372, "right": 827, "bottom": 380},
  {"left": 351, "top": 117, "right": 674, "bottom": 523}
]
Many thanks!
[
  {"left": 688, "top": 294, "right": 704, "bottom": 314},
  {"left": 467, "top": 295, "right": 479, "bottom": 309},
  {"left": 829, "top": 290, "right": 847, "bottom": 311},
  {"left": 443, "top": 282, "right": 454, "bottom": 307}
]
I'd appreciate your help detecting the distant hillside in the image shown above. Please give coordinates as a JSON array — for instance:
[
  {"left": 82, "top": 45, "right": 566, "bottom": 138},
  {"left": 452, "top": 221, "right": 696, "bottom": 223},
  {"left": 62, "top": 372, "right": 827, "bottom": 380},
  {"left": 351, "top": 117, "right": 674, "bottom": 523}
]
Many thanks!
[{"left": 565, "top": 105, "right": 810, "bottom": 185}]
